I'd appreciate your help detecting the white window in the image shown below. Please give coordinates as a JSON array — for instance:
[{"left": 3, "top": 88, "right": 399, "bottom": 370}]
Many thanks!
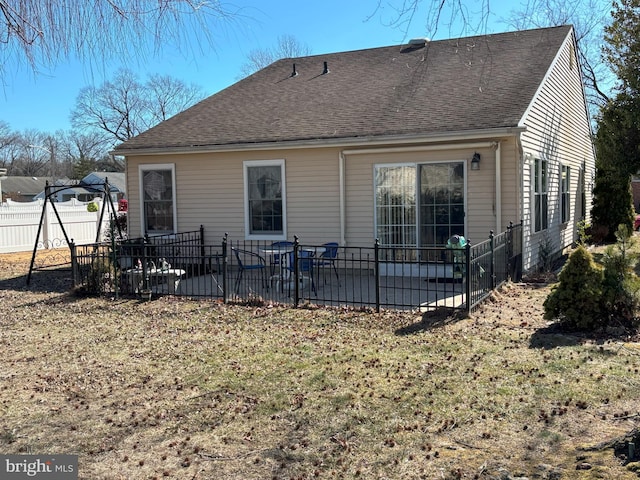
[
  {"left": 534, "top": 158, "right": 548, "bottom": 232},
  {"left": 244, "top": 159, "right": 287, "bottom": 240},
  {"left": 561, "top": 165, "right": 570, "bottom": 224},
  {"left": 139, "top": 164, "right": 176, "bottom": 235}
]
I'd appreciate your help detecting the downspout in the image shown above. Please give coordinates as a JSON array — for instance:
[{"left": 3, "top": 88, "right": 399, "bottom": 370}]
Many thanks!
[
  {"left": 495, "top": 141, "right": 502, "bottom": 233},
  {"left": 516, "top": 133, "right": 527, "bottom": 271},
  {"left": 516, "top": 134, "right": 526, "bottom": 229},
  {"left": 339, "top": 151, "right": 346, "bottom": 246}
]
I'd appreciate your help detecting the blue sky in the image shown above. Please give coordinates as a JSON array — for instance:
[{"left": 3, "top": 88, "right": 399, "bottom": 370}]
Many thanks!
[{"left": 0, "top": 1, "right": 516, "bottom": 134}]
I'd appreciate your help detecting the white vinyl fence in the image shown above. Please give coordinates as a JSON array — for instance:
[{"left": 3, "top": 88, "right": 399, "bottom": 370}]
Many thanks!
[{"left": 0, "top": 198, "right": 111, "bottom": 253}]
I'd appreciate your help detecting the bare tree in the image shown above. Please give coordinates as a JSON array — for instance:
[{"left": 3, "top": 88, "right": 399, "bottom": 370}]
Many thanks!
[
  {"left": 0, "top": 0, "right": 240, "bottom": 79},
  {"left": 0, "top": 121, "right": 18, "bottom": 169},
  {"left": 6, "top": 130, "right": 55, "bottom": 176},
  {"left": 59, "top": 130, "right": 118, "bottom": 179},
  {"left": 505, "top": 0, "right": 611, "bottom": 111},
  {"left": 146, "top": 74, "right": 205, "bottom": 125},
  {"left": 71, "top": 69, "right": 147, "bottom": 144},
  {"left": 238, "top": 35, "right": 312, "bottom": 78},
  {"left": 71, "top": 68, "right": 205, "bottom": 145},
  {"left": 61, "top": 131, "right": 109, "bottom": 164},
  {"left": 369, "top": 0, "right": 493, "bottom": 40},
  {"left": 372, "top": 0, "right": 611, "bottom": 117}
]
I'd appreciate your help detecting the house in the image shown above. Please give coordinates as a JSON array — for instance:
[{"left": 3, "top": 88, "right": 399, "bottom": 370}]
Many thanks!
[
  {"left": 113, "top": 25, "right": 595, "bottom": 272},
  {"left": 1, "top": 176, "right": 55, "bottom": 202},
  {"left": 34, "top": 172, "right": 126, "bottom": 204}
]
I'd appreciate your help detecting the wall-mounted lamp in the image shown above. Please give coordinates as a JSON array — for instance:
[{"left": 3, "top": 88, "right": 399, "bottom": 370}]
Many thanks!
[{"left": 471, "top": 152, "right": 481, "bottom": 170}]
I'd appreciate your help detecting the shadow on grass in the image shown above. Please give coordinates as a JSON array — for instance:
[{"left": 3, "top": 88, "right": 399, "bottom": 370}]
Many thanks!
[
  {"left": 530, "top": 322, "right": 639, "bottom": 350},
  {"left": 529, "top": 324, "right": 585, "bottom": 349},
  {"left": 395, "top": 308, "right": 466, "bottom": 335},
  {"left": 0, "top": 269, "right": 151, "bottom": 310},
  {"left": 0, "top": 269, "right": 71, "bottom": 294}
]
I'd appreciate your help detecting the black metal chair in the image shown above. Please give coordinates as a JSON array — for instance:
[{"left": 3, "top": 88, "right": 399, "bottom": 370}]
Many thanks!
[{"left": 231, "top": 247, "right": 267, "bottom": 294}]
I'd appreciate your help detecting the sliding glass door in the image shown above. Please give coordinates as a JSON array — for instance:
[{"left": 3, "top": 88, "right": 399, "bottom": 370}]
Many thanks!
[
  {"left": 375, "top": 162, "right": 465, "bottom": 256},
  {"left": 419, "top": 162, "right": 465, "bottom": 247}
]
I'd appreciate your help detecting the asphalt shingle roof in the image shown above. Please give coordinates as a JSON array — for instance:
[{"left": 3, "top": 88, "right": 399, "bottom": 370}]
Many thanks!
[
  {"left": 1, "top": 176, "right": 55, "bottom": 197},
  {"left": 114, "top": 25, "right": 572, "bottom": 153}
]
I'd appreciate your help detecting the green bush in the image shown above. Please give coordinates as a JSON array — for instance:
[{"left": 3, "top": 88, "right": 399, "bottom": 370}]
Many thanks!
[
  {"left": 544, "top": 225, "right": 640, "bottom": 333},
  {"left": 600, "top": 225, "right": 640, "bottom": 328},
  {"left": 543, "top": 245, "right": 604, "bottom": 330}
]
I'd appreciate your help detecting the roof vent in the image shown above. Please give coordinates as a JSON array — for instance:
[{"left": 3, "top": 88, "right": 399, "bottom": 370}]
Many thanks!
[
  {"left": 322, "top": 61, "right": 329, "bottom": 75},
  {"left": 291, "top": 63, "right": 298, "bottom": 77},
  {"left": 408, "top": 37, "right": 429, "bottom": 47}
]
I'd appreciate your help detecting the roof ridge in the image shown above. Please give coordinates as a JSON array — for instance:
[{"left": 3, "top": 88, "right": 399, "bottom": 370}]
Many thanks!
[{"left": 272, "top": 25, "right": 573, "bottom": 62}]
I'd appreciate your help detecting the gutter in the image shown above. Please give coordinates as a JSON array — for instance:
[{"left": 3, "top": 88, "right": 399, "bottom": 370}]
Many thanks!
[
  {"left": 341, "top": 141, "right": 498, "bottom": 156},
  {"left": 516, "top": 132, "right": 527, "bottom": 253},
  {"left": 110, "top": 127, "right": 526, "bottom": 157}
]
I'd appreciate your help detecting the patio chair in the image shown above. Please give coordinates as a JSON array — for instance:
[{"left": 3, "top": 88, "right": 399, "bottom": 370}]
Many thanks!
[
  {"left": 285, "top": 249, "right": 316, "bottom": 296},
  {"left": 231, "top": 247, "right": 267, "bottom": 294},
  {"left": 314, "top": 242, "right": 340, "bottom": 284},
  {"left": 267, "top": 241, "right": 294, "bottom": 276}
]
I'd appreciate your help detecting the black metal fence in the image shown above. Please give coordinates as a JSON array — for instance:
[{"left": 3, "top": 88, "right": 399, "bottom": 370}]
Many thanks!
[
  {"left": 467, "top": 222, "right": 523, "bottom": 311},
  {"left": 70, "top": 223, "right": 522, "bottom": 313}
]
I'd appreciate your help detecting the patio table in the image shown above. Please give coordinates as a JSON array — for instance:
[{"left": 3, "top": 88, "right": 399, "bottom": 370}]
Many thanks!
[
  {"left": 260, "top": 245, "right": 295, "bottom": 292},
  {"left": 259, "top": 246, "right": 325, "bottom": 293}
]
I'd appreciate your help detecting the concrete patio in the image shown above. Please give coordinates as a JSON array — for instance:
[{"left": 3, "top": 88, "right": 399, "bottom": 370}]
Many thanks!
[{"left": 146, "top": 266, "right": 467, "bottom": 312}]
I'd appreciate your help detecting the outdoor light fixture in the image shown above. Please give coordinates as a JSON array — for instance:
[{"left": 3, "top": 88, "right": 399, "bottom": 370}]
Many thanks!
[{"left": 471, "top": 152, "right": 481, "bottom": 170}]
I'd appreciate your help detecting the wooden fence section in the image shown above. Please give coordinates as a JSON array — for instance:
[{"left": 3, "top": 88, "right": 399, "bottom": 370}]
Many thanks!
[{"left": 0, "top": 198, "right": 110, "bottom": 253}]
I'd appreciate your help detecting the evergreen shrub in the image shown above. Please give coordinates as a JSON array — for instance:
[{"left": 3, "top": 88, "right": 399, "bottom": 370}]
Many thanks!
[{"left": 543, "top": 245, "right": 604, "bottom": 330}]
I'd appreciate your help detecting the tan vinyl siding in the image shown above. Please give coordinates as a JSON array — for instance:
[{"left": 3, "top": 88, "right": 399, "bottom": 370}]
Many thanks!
[
  {"left": 498, "top": 137, "right": 522, "bottom": 227},
  {"left": 520, "top": 31, "right": 595, "bottom": 270},
  {"left": 343, "top": 145, "right": 502, "bottom": 246},
  {"left": 127, "top": 149, "right": 342, "bottom": 245},
  {"left": 127, "top": 141, "right": 524, "bottom": 248},
  {"left": 283, "top": 148, "right": 341, "bottom": 243}
]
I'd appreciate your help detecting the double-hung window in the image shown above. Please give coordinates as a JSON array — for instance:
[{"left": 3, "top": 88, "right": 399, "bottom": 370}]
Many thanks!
[
  {"left": 561, "top": 165, "right": 570, "bottom": 224},
  {"left": 139, "top": 163, "right": 176, "bottom": 235},
  {"left": 244, "top": 159, "right": 286, "bottom": 240},
  {"left": 534, "top": 157, "right": 549, "bottom": 232}
]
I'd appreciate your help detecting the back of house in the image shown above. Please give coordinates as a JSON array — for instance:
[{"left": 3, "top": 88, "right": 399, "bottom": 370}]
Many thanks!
[{"left": 113, "top": 25, "right": 595, "bottom": 273}]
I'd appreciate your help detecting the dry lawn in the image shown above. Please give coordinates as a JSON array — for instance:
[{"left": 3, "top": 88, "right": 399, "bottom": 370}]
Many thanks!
[{"left": 1, "top": 249, "right": 640, "bottom": 479}]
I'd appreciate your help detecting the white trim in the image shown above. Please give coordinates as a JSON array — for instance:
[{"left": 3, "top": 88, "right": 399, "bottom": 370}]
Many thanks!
[
  {"left": 138, "top": 163, "right": 177, "bottom": 236},
  {"left": 343, "top": 141, "right": 496, "bottom": 157},
  {"left": 113, "top": 129, "right": 524, "bottom": 157},
  {"left": 560, "top": 164, "right": 571, "bottom": 224},
  {"left": 373, "top": 160, "right": 467, "bottom": 248},
  {"left": 243, "top": 159, "right": 287, "bottom": 241},
  {"left": 531, "top": 156, "right": 549, "bottom": 234}
]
